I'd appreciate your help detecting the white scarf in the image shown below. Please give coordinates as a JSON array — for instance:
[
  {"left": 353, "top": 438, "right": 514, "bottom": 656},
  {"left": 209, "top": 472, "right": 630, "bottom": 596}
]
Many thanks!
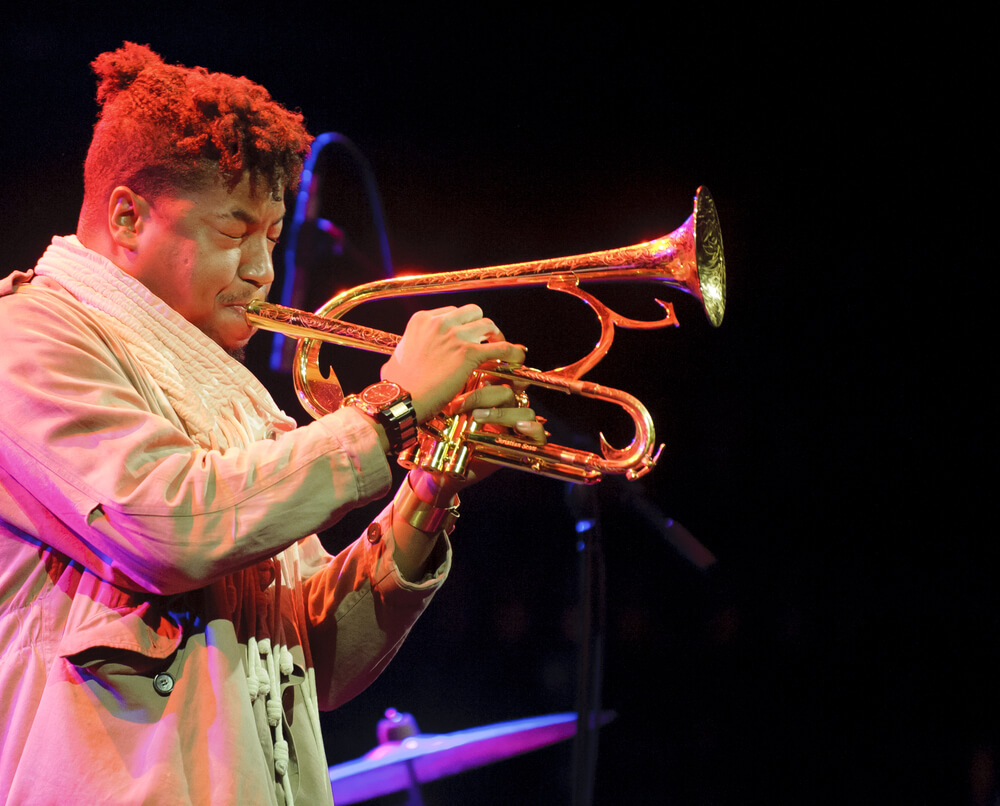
[{"left": 33, "top": 236, "right": 296, "bottom": 451}]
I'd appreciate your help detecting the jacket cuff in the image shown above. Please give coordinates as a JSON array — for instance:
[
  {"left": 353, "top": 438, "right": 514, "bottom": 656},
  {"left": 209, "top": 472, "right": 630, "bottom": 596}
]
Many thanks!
[
  {"left": 368, "top": 501, "right": 453, "bottom": 593},
  {"left": 315, "top": 406, "right": 393, "bottom": 502}
]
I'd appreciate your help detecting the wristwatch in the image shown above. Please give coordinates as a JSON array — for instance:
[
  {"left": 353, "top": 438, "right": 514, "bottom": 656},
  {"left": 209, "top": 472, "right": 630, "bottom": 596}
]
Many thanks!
[{"left": 345, "top": 381, "right": 418, "bottom": 455}]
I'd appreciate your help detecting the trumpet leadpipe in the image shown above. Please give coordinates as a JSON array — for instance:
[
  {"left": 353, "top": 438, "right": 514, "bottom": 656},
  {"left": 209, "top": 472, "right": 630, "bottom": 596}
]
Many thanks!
[{"left": 244, "top": 300, "right": 400, "bottom": 355}]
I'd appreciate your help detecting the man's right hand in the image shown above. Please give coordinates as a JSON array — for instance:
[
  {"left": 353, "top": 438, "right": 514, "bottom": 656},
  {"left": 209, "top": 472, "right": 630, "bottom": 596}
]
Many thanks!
[{"left": 379, "top": 304, "right": 526, "bottom": 422}]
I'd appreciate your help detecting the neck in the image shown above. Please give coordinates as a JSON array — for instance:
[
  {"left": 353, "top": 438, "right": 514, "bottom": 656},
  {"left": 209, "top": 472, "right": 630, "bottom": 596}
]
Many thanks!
[{"left": 75, "top": 220, "right": 136, "bottom": 279}]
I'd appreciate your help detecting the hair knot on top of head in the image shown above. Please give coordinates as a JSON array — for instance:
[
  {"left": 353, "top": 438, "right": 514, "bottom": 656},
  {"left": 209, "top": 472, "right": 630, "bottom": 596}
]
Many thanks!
[
  {"left": 79, "top": 42, "right": 313, "bottom": 228},
  {"left": 91, "top": 42, "right": 172, "bottom": 104}
]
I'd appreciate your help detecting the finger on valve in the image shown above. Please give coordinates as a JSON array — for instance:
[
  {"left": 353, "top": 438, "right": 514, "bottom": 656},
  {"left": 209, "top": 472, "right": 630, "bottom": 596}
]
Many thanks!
[{"left": 470, "top": 406, "right": 547, "bottom": 444}]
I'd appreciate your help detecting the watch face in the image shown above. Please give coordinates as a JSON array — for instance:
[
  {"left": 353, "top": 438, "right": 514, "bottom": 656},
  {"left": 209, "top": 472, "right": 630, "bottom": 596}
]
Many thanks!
[{"left": 361, "top": 381, "right": 404, "bottom": 407}]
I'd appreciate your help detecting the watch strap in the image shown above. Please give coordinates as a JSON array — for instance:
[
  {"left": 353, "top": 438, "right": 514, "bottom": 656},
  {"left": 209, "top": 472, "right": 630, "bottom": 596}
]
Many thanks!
[{"left": 345, "top": 383, "right": 418, "bottom": 454}]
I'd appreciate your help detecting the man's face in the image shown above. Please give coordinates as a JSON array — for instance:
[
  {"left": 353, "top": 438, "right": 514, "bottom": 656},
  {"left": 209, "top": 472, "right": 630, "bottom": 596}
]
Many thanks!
[{"left": 131, "top": 173, "right": 285, "bottom": 354}]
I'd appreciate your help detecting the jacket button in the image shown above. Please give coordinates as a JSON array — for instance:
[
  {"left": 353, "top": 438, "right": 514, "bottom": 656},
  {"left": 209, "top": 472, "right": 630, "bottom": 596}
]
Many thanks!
[
  {"left": 153, "top": 672, "right": 175, "bottom": 695},
  {"left": 367, "top": 522, "right": 382, "bottom": 544}
]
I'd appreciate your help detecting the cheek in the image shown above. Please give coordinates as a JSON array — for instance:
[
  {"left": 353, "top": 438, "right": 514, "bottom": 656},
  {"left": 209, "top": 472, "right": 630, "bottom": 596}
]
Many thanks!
[
  {"left": 191, "top": 249, "right": 241, "bottom": 302},
  {"left": 159, "top": 254, "right": 233, "bottom": 330}
]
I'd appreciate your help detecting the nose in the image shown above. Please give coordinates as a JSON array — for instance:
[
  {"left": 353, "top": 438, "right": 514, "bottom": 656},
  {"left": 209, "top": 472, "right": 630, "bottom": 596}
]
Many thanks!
[{"left": 239, "top": 238, "right": 275, "bottom": 288}]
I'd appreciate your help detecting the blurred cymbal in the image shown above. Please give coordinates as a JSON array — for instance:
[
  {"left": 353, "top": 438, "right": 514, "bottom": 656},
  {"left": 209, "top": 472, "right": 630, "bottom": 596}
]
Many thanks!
[{"left": 329, "top": 710, "right": 615, "bottom": 804}]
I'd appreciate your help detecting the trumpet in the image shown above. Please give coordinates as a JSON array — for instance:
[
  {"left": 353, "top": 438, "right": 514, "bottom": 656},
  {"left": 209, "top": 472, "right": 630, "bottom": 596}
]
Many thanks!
[{"left": 246, "top": 186, "right": 725, "bottom": 483}]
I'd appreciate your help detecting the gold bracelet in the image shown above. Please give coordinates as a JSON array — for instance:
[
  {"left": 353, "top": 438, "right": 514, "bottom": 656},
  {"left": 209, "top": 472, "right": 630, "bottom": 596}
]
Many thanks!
[{"left": 393, "top": 476, "right": 461, "bottom": 535}]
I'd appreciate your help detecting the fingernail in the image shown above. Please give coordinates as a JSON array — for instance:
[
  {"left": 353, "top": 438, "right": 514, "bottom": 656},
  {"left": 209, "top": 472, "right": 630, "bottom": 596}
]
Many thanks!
[{"left": 472, "top": 409, "right": 491, "bottom": 420}]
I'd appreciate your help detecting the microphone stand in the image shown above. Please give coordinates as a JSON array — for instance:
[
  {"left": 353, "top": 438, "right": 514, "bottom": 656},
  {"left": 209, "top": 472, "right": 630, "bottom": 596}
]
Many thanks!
[
  {"left": 566, "top": 477, "right": 714, "bottom": 805},
  {"left": 568, "top": 484, "right": 606, "bottom": 806},
  {"left": 272, "top": 132, "right": 394, "bottom": 372}
]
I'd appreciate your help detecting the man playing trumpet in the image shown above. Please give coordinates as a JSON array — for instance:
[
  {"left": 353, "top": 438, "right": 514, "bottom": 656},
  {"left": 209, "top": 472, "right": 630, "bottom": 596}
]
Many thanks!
[{"left": 0, "top": 42, "right": 541, "bottom": 805}]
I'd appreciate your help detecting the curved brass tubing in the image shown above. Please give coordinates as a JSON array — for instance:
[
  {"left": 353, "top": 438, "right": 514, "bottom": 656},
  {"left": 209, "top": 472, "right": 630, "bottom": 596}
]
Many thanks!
[{"left": 245, "top": 187, "right": 725, "bottom": 483}]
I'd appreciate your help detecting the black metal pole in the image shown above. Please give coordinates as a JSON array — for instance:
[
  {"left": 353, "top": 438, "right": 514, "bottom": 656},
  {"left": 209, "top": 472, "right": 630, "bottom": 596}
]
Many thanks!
[{"left": 570, "top": 485, "right": 606, "bottom": 806}]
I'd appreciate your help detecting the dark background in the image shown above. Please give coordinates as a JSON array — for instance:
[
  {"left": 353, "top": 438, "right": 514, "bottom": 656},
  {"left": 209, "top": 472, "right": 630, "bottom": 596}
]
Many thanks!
[{"left": 3, "top": 7, "right": 987, "bottom": 805}]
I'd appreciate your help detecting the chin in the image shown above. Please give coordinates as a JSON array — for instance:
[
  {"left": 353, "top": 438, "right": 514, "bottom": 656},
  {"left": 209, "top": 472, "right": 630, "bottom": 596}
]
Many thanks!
[
  {"left": 220, "top": 330, "right": 255, "bottom": 362},
  {"left": 207, "top": 321, "right": 256, "bottom": 361}
]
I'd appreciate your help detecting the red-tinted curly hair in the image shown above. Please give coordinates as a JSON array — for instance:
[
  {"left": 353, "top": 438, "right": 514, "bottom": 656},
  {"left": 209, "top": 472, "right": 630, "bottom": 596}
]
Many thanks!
[{"left": 80, "top": 43, "right": 313, "bottom": 223}]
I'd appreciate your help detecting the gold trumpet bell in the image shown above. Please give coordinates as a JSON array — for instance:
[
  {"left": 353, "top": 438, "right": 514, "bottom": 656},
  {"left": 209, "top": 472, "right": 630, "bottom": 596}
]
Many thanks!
[{"left": 691, "top": 186, "right": 727, "bottom": 328}]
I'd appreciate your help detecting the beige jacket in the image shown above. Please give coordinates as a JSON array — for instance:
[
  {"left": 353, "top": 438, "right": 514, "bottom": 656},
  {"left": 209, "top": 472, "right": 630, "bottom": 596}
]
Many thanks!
[{"left": 0, "top": 250, "right": 449, "bottom": 805}]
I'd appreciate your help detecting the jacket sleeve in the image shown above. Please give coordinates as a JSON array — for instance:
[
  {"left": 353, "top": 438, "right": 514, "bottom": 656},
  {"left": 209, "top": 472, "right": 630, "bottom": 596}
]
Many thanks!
[
  {"left": 0, "top": 283, "right": 393, "bottom": 596},
  {"left": 296, "top": 510, "right": 452, "bottom": 710}
]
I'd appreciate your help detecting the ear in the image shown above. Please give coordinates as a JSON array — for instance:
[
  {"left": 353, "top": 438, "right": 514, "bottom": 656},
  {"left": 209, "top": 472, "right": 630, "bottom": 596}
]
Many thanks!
[{"left": 107, "top": 186, "right": 149, "bottom": 251}]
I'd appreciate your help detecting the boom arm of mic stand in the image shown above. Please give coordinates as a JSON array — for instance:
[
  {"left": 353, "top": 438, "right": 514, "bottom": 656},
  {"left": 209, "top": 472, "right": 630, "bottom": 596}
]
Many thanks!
[{"left": 272, "top": 132, "right": 395, "bottom": 372}]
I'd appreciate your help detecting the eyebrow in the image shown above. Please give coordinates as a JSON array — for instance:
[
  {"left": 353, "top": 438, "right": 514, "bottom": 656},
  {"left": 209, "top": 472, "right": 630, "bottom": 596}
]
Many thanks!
[
  {"left": 228, "top": 208, "right": 257, "bottom": 225},
  {"left": 216, "top": 206, "right": 285, "bottom": 227}
]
